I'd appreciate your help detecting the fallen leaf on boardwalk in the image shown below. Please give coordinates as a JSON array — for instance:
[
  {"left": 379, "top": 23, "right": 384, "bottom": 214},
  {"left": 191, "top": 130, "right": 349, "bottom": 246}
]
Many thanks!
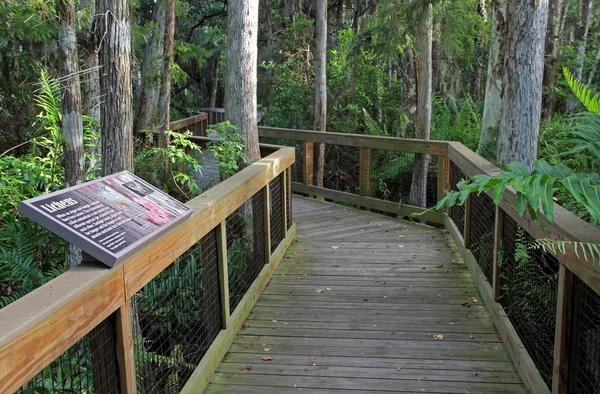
[
  {"left": 316, "top": 288, "right": 326, "bottom": 293},
  {"left": 471, "top": 297, "right": 479, "bottom": 303},
  {"left": 237, "top": 336, "right": 243, "bottom": 339},
  {"left": 261, "top": 357, "right": 272, "bottom": 361},
  {"left": 264, "top": 348, "right": 271, "bottom": 352},
  {"left": 493, "top": 338, "right": 500, "bottom": 343},
  {"left": 272, "top": 320, "right": 278, "bottom": 322},
  {"left": 305, "top": 368, "right": 309, "bottom": 372},
  {"left": 433, "top": 334, "right": 444, "bottom": 340},
  {"left": 246, "top": 365, "right": 252, "bottom": 370},
  {"left": 289, "top": 290, "right": 294, "bottom": 294},
  {"left": 472, "top": 372, "right": 478, "bottom": 376},
  {"left": 469, "top": 335, "right": 475, "bottom": 339},
  {"left": 331, "top": 246, "right": 340, "bottom": 249},
  {"left": 359, "top": 340, "right": 364, "bottom": 343},
  {"left": 293, "top": 384, "right": 297, "bottom": 388},
  {"left": 326, "top": 287, "right": 332, "bottom": 291},
  {"left": 461, "top": 302, "right": 471, "bottom": 308}
]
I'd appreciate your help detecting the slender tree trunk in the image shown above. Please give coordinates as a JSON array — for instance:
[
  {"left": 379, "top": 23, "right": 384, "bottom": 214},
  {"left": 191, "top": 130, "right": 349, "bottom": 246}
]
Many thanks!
[
  {"left": 497, "top": 0, "right": 549, "bottom": 170},
  {"left": 157, "top": 0, "right": 175, "bottom": 186},
  {"left": 209, "top": 54, "right": 220, "bottom": 108},
  {"left": 94, "top": 0, "right": 133, "bottom": 175},
  {"left": 566, "top": 0, "right": 593, "bottom": 112},
  {"left": 133, "top": 0, "right": 166, "bottom": 135},
  {"left": 542, "top": 0, "right": 564, "bottom": 120},
  {"left": 409, "top": 2, "right": 433, "bottom": 208},
  {"left": 57, "top": 0, "right": 85, "bottom": 269},
  {"left": 587, "top": 46, "right": 600, "bottom": 85},
  {"left": 478, "top": 0, "right": 507, "bottom": 162},
  {"left": 313, "top": 0, "right": 327, "bottom": 191},
  {"left": 352, "top": 0, "right": 362, "bottom": 34},
  {"left": 225, "top": 0, "right": 260, "bottom": 164}
]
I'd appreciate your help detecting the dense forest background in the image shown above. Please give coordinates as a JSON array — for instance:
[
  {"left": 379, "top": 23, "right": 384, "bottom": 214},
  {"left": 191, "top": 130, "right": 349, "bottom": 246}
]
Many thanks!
[{"left": 1, "top": 0, "right": 600, "bottom": 306}]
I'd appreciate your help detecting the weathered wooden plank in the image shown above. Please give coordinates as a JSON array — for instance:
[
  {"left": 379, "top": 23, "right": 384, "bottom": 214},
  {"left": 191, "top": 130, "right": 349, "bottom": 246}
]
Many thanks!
[
  {"left": 259, "top": 126, "right": 449, "bottom": 155},
  {"left": 359, "top": 147, "right": 372, "bottom": 198},
  {"left": 209, "top": 373, "right": 526, "bottom": 393},
  {"left": 292, "top": 182, "right": 445, "bottom": 224}
]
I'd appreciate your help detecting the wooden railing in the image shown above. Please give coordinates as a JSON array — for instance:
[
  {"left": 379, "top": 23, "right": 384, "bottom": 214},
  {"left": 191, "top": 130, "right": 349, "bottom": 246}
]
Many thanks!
[
  {"left": 257, "top": 126, "right": 600, "bottom": 394},
  {"left": 0, "top": 116, "right": 296, "bottom": 394}
]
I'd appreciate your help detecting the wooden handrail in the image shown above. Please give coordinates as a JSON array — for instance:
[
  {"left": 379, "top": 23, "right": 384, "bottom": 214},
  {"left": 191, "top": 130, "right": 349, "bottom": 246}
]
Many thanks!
[{"left": 0, "top": 145, "right": 295, "bottom": 393}]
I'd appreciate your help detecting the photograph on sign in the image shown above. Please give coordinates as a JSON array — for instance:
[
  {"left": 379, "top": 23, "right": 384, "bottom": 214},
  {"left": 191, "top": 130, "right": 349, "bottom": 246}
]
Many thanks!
[{"left": 19, "top": 171, "right": 192, "bottom": 266}]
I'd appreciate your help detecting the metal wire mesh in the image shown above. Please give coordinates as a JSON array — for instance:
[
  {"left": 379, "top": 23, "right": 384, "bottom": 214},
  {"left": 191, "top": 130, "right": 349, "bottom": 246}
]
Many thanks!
[
  {"left": 468, "top": 192, "right": 496, "bottom": 282},
  {"left": 286, "top": 168, "right": 292, "bottom": 230},
  {"left": 500, "top": 215, "right": 559, "bottom": 389},
  {"left": 370, "top": 150, "right": 438, "bottom": 208},
  {"left": 227, "top": 189, "right": 266, "bottom": 312},
  {"left": 270, "top": 175, "right": 284, "bottom": 253},
  {"left": 133, "top": 230, "right": 222, "bottom": 393},
  {"left": 568, "top": 275, "right": 600, "bottom": 393},
  {"left": 259, "top": 137, "right": 303, "bottom": 183},
  {"left": 323, "top": 145, "right": 360, "bottom": 194},
  {"left": 16, "top": 315, "right": 120, "bottom": 394},
  {"left": 449, "top": 161, "right": 466, "bottom": 235}
]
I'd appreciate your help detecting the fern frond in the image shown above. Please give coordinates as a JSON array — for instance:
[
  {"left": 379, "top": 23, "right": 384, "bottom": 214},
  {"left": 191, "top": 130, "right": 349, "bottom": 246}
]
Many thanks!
[{"left": 563, "top": 68, "right": 600, "bottom": 113}]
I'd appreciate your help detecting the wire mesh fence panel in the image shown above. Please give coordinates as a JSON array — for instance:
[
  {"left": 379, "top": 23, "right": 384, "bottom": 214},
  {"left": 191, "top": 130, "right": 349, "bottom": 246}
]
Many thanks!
[
  {"left": 568, "top": 275, "right": 600, "bottom": 393},
  {"left": 323, "top": 145, "right": 360, "bottom": 194},
  {"left": 370, "top": 149, "right": 415, "bottom": 204},
  {"left": 468, "top": 192, "right": 496, "bottom": 282},
  {"left": 449, "top": 161, "right": 466, "bottom": 236},
  {"left": 500, "top": 215, "right": 559, "bottom": 390},
  {"left": 227, "top": 190, "right": 267, "bottom": 312},
  {"left": 426, "top": 155, "right": 439, "bottom": 208},
  {"left": 260, "top": 137, "right": 303, "bottom": 183},
  {"left": 270, "top": 175, "right": 284, "bottom": 253},
  {"left": 16, "top": 314, "right": 120, "bottom": 394},
  {"left": 286, "top": 168, "right": 292, "bottom": 230},
  {"left": 133, "top": 230, "right": 221, "bottom": 393}
]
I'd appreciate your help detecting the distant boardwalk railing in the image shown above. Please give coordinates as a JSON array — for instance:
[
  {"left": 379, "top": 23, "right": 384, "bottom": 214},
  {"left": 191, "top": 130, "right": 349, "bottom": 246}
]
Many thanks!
[
  {"left": 0, "top": 114, "right": 295, "bottom": 394},
  {"left": 256, "top": 125, "right": 600, "bottom": 394}
]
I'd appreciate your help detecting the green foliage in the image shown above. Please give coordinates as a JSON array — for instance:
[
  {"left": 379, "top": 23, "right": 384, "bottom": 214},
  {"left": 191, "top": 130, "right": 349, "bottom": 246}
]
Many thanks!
[
  {"left": 134, "top": 130, "right": 203, "bottom": 200},
  {"left": 206, "top": 122, "right": 249, "bottom": 179},
  {"left": 563, "top": 68, "right": 600, "bottom": 113},
  {"left": 432, "top": 95, "right": 482, "bottom": 151}
]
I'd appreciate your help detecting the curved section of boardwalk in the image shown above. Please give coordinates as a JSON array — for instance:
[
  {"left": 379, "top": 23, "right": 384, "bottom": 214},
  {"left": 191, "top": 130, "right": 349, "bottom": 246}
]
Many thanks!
[{"left": 205, "top": 196, "right": 525, "bottom": 393}]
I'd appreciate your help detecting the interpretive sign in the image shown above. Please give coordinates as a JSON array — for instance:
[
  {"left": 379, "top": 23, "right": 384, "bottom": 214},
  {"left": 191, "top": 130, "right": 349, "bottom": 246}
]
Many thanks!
[{"left": 19, "top": 171, "right": 192, "bottom": 267}]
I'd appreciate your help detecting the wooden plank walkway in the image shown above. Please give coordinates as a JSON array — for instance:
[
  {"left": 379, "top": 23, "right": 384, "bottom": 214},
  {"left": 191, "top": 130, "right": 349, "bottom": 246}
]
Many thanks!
[{"left": 205, "top": 196, "right": 525, "bottom": 393}]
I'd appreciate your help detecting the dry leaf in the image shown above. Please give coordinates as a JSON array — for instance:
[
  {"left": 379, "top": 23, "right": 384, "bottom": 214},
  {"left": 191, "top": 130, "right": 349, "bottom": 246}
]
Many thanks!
[
  {"left": 433, "top": 334, "right": 444, "bottom": 340},
  {"left": 261, "top": 357, "right": 272, "bottom": 361},
  {"left": 493, "top": 338, "right": 500, "bottom": 343},
  {"left": 331, "top": 246, "right": 339, "bottom": 249},
  {"left": 264, "top": 348, "right": 271, "bottom": 352},
  {"left": 325, "top": 287, "right": 332, "bottom": 291},
  {"left": 471, "top": 297, "right": 479, "bottom": 303},
  {"left": 316, "top": 288, "right": 325, "bottom": 293},
  {"left": 469, "top": 335, "right": 474, "bottom": 339},
  {"left": 461, "top": 302, "right": 471, "bottom": 308},
  {"left": 246, "top": 365, "right": 252, "bottom": 370}
]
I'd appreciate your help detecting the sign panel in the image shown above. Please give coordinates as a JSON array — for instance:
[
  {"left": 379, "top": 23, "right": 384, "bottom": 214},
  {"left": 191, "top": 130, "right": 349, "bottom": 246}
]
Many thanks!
[{"left": 19, "top": 171, "right": 192, "bottom": 267}]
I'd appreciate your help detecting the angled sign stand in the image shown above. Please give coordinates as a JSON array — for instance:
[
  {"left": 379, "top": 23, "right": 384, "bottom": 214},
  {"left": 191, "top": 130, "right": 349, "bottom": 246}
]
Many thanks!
[{"left": 19, "top": 171, "right": 192, "bottom": 267}]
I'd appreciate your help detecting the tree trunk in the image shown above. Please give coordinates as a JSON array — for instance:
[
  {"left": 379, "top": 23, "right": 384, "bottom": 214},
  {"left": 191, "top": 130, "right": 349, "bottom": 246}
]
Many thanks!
[
  {"left": 313, "top": 0, "right": 327, "bottom": 191},
  {"left": 225, "top": 0, "right": 260, "bottom": 164},
  {"left": 497, "top": 0, "right": 549, "bottom": 170},
  {"left": 157, "top": 0, "right": 175, "bottom": 186},
  {"left": 566, "top": 0, "right": 593, "bottom": 112},
  {"left": 542, "top": 0, "right": 564, "bottom": 120},
  {"left": 352, "top": 0, "right": 362, "bottom": 34},
  {"left": 57, "top": 0, "right": 85, "bottom": 269},
  {"left": 94, "top": 0, "right": 133, "bottom": 175},
  {"left": 478, "top": 0, "right": 507, "bottom": 162},
  {"left": 408, "top": 2, "right": 433, "bottom": 208},
  {"left": 133, "top": 0, "right": 167, "bottom": 135},
  {"left": 209, "top": 54, "right": 220, "bottom": 108}
]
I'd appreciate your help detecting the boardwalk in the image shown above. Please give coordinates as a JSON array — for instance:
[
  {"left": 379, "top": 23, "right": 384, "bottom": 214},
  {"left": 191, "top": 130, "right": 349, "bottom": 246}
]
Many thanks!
[{"left": 205, "top": 196, "right": 525, "bottom": 393}]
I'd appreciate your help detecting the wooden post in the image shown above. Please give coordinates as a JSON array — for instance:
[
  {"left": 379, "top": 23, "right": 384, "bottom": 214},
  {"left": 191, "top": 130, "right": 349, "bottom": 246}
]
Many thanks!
[
  {"left": 552, "top": 265, "right": 574, "bottom": 394},
  {"left": 263, "top": 184, "right": 272, "bottom": 263},
  {"left": 304, "top": 141, "right": 314, "bottom": 187},
  {"left": 287, "top": 167, "right": 292, "bottom": 225},
  {"left": 216, "top": 221, "right": 230, "bottom": 328},
  {"left": 359, "top": 148, "right": 372, "bottom": 198},
  {"left": 492, "top": 206, "right": 505, "bottom": 300},
  {"left": 464, "top": 195, "right": 472, "bottom": 248},
  {"left": 116, "top": 299, "right": 136, "bottom": 394},
  {"left": 436, "top": 155, "right": 448, "bottom": 207},
  {"left": 281, "top": 172, "right": 288, "bottom": 237}
]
